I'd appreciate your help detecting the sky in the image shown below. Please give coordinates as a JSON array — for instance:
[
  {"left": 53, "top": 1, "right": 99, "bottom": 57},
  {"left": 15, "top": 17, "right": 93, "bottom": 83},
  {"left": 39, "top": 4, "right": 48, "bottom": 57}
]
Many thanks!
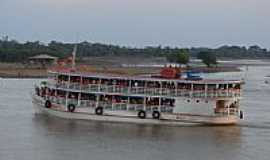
[{"left": 1, "top": 0, "right": 270, "bottom": 48}]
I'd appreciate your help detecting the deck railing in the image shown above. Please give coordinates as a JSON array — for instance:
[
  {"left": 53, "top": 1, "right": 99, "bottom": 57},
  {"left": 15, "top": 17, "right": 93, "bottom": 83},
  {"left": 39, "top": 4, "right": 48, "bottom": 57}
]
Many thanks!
[
  {"left": 160, "top": 105, "right": 174, "bottom": 113},
  {"left": 67, "top": 99, "right": 78, "bottom": 105},
  {"left": 80, "top": 100, "right": 96, "bottom": 108},
  {"left": 128, "top": 104, "right": 144, "bottom": 111},
  {"left": 215, "top": 107, "right": 239, "bottom": 115},
  {"left": 113, "top": 103, "right": 128, "bottom": 111},
  {"left": 44, "top": 96, "right": 186, "bottom": 113},
  {"left": 47, "top": 82, "right": 241, "bottom": 98},
  {"left": 47, "top": 96, "right": 66, "bottom": 105}
]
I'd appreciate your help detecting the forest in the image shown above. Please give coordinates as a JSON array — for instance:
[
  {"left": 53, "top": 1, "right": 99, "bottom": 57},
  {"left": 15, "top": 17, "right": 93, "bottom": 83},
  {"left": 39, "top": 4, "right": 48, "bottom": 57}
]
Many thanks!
[{"left": 0, "top": 39, "right": 270, "bottom": 62}]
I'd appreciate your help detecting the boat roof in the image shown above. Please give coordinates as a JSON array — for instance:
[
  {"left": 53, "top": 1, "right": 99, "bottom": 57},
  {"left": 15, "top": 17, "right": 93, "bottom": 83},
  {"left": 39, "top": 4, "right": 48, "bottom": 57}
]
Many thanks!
[{"left": 48, "top": 67, "right": 242, "bottom": 84}]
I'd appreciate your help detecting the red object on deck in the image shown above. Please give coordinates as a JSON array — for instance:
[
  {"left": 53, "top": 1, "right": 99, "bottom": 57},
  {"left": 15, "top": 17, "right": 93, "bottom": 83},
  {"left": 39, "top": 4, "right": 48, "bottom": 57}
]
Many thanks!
[{"left": 160, "top": 67, "right": 181, "bottom": 79}]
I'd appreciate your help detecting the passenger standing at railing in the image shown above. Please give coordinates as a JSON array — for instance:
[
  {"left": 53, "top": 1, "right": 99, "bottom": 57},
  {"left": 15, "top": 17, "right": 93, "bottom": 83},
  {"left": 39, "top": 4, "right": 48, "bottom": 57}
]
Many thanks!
[
  {"left": 41, "top": 87, "right": 46, "bottom": 97},
  {"left": 35, "top": 86, "right": 40, "bottom": 96}
]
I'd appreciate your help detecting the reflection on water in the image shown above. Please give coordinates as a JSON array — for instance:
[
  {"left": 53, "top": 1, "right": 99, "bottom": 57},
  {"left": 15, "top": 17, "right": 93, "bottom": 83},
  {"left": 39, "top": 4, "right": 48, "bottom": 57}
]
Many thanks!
[
  {"left": 33, "top": 115, "right": 243, "bottom": 144},
  {"left": 0, "top": 66, "right": 270, "bottom": 160},
  {"left": 30, "top": 114, "right": 244, "bottom": 160}
]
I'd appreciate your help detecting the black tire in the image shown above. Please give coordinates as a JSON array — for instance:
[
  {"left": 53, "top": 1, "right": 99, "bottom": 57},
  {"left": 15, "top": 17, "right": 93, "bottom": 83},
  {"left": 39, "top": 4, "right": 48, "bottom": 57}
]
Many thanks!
[
  {"left": 138, "top": 110, "right": 146, "bottom": 119},
  {"left": 152, "top": 111, "right": 160, "bottom": 119},
  {"left": 45, "top": 100, "right": 51, "bottom": 108},
  {"left": 95, "top": 107, "right": 103, "bottom": 115},
  {"left": 68, "top": 104, "right": 76, "bottom": 112}
]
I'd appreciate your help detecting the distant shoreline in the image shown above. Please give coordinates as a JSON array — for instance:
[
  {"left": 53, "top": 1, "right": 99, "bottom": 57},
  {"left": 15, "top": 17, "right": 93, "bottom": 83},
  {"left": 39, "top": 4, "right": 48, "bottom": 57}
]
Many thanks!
[
  {"left": 0, "top": 58, "right": 269, "bottom": 79},
  {"left": 0, "top": 66, "right": 240, "bottom": 79}
]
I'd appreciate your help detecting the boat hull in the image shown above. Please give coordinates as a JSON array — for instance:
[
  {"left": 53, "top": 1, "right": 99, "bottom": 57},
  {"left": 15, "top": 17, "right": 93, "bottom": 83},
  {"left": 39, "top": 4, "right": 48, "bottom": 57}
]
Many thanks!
[{"left": 32, "top": 96, "right": 239, "bottom": 126}]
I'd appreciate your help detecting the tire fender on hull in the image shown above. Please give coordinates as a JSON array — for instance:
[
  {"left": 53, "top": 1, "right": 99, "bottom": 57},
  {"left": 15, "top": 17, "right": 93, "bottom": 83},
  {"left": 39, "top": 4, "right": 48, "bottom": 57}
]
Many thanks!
[
  {"left": 45, "top": 100, "right": 52, "bottom": 108},
  {"left": 152, "top": 111, "right": 161, "bottom": 119},
  {"left": 138, "top": 110, "right": 146, "bottom": 119},
  {"left": 95, "top": 107, "right": 103, "bottom": 115},
  {"left": 68, "top": 104, "right": 76, "bottom": 112}
]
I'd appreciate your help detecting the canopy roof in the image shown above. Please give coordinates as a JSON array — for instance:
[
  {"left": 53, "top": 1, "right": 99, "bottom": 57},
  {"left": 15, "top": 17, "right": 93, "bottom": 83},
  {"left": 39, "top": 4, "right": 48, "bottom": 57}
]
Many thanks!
[{"left": 29, "top": 54, "right": 58, "bottom": 60}]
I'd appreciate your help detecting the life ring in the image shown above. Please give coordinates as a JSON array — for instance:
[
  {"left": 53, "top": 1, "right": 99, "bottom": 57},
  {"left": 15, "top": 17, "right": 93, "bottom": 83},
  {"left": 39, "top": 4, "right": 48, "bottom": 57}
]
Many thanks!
[
  {"left": 45, "top": 100, "right": 51, "bottom": 108},
  {"left": 95, "top": 107, "right": 103, "bottom": 115},
  {"left": 152, "top": 111, "right": 160, "bottom": 119},
  {"left": 138, "top": 110, "right": 146, "bottom": 119},
  {"left": 68, "top": 104, "right": 76, "bottom": 112}
]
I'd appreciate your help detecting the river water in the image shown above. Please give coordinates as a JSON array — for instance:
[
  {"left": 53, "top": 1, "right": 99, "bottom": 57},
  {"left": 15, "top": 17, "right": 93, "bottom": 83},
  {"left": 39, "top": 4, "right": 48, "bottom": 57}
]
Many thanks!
[{"left": 0, "top": 66, "right": 270, "bottom": 160}]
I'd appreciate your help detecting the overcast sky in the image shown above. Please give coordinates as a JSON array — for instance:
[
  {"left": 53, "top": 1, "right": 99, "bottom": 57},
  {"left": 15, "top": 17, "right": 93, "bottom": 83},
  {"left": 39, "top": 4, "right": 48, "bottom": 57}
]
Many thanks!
[{"left": 1, "top": 0, "right": 270, "bottom": 48}]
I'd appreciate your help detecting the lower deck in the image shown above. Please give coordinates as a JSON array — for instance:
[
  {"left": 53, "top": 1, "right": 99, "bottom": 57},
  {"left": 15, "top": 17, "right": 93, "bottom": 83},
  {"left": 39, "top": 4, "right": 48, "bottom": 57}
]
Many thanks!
[{"left": 32, "top": 94, "right": 241, "bottom": 125}]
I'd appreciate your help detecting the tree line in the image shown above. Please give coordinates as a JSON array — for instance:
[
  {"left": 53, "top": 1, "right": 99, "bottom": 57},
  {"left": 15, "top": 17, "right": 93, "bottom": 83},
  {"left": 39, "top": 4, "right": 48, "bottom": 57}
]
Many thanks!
[{"left": 0, "top": 39, "right": 270, "bottom": 63}]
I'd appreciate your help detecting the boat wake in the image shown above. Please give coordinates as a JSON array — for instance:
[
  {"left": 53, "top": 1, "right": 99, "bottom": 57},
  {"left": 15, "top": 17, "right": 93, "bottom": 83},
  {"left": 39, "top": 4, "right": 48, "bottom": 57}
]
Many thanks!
[{"left": 238, "top": 121, "right": 270, "bottom": 130}]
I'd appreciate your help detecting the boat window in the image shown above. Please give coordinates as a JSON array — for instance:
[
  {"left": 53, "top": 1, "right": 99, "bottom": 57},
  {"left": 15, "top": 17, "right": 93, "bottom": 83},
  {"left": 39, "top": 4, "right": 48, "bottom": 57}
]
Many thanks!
[
  {"left": 177, "top": 83, "right": 191, "bottom": 89},
  {"left": 161, "top": 98, "right": 175, "bottom": 107},
  {"left": 218, "top": 84, "right": 226, "bottom": 90},
  {"left": 48, "top": 73, "right": 57, "bottom": 80},
  {"left": 234, "top": 83, "right": 241, "bottom": 89},
  {"left": 82, "top": 77, "right": 99, "bottom": 85},
  {"left": 146, "top": 97, "right": 159, "bottom": 106},
  {"left": 162, "top": 81, "right": 175, "bottom": 89},
  {"left": 80, "top": 93, "right": 96, "bottom": 100},
  {"left": 101, "top": 79, "right": 113, "bottom": 85},
  {"left": 193, "top": 84, "right": 205, "bottom": 90},
  {"left": 58, "top": 75, "right": 69, "bottom": 82},
  {"left": 129, "top": 97, "right": 144, "bottom": 104},
  {"left": 207, "top": 84, "right": 216, "bottom": 90},
  {"left": 131, "top": 80, "right": 145, "bottom": 87},
  {"left": 56, "top": 90, "right": 66, "bottom": 97},
  {"left": 70, "top": 76, "right": 80, "bottom": 83},
  {"left": 146, "top": 81, "right": 161, "bottom": 88}
]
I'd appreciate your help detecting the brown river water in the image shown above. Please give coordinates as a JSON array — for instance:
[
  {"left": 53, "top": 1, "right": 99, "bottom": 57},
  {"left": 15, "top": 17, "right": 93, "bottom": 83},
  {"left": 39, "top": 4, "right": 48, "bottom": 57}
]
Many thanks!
[{"left": 0, "top": 66, "right": 270, "bottom": 160}]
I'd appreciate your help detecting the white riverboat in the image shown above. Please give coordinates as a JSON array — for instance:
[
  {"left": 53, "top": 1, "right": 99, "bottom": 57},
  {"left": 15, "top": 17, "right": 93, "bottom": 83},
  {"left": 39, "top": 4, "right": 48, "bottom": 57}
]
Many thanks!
[{"left": 32, "top": 65, "right": 244, "bottom": 125}]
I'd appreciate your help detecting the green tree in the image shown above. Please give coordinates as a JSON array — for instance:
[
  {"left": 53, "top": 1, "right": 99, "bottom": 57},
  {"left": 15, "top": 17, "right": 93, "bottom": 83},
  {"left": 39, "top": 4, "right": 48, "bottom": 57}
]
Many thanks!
[
  {"left": 197, "top": 51, "right": 217, "bottom": 67},
  {"left": 176, "top": 49, "right": 190, "bottom": 65},
  {"left": 166, "top": 49, "right": 190, "bottom": 65},
  {"left": 166, "top": 53, "right": 176, "bottom": 63}
]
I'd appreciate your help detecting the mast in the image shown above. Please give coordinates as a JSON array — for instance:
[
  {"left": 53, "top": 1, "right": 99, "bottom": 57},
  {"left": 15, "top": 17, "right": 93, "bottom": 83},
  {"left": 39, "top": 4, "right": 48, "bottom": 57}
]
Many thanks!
[{"left": 72, "top": 44, "right": 77, "bottom": 70}]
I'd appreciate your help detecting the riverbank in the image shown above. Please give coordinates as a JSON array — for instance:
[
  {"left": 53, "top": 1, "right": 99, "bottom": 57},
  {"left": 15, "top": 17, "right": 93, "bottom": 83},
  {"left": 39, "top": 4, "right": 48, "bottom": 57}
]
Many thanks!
[
  {"left": 0, "top": 65, "right": 240, "bottom": 78},
  {"left": 0, "top": 68, "right": 47, "bottom": 78},
  {"left": 2, "top": 58, "right": 269, "bottom": 78}
]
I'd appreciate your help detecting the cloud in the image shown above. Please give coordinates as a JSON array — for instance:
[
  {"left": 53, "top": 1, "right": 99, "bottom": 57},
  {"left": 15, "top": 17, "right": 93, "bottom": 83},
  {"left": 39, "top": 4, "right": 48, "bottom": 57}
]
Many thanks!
[{"left": 1, "top": 0, "right": 270, "bottom": 47}]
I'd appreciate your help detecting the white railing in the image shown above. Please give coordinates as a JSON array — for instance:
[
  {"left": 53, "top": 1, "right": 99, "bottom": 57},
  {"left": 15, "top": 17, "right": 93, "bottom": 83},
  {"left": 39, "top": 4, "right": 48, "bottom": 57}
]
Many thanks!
[
  {"left": 67, "top": 99, "right": 78, "bottom": 105},
  {"left": 113, "top": 103, "right": 128, "bottom": 111},
  {"left": 69, "top": 83, "right": 80, "bottom": 90},
  {"left": 130, "top": 87, "right": 145, "bottom": 94},
  {"left": 98, "top": 101, "right": 113, "bottom": 110},
  {"left": 47, "top": 96, "right": 66, "bottom": 105},
  {"left": 145, "top": 105, "right": 159, "bottom": 112},
  {"left": 128, "top": 104, "right": 144, "bottom": 111},
  {"left": 192, "top": 90, "right": 241, "bottom": 98},
  {"left": 43, "top": 96, "right": 177, "bottom": 113},
  {"left": 160, "top": 105, "right": 174, "bottom": 113},
  {"left": 47, "top": 80, "right": 241, "bottom": 98},
  {"left": 80, "top": 100, "right": 96, "bottom": 108},
  {"left": 214, "top": 107, "right": 239, "bottom": 116},
  {"left": 81, "top": 84, "right": 99, "bottom": 92}
]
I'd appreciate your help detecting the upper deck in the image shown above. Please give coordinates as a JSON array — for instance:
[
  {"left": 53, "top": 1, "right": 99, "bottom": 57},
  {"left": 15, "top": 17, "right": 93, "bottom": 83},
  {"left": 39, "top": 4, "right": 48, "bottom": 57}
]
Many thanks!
[
  {"left": 42, "top": 67, "right": 243, "bottom": 99},
  {"left": 48, "top": 67, "right": 243, "bottom": 85}
]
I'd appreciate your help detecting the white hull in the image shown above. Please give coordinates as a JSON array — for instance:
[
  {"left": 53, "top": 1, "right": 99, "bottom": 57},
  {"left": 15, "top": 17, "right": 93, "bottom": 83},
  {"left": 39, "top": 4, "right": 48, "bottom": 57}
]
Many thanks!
[{"left": 32, "top": 96, "right": 239, "bottom": 126}]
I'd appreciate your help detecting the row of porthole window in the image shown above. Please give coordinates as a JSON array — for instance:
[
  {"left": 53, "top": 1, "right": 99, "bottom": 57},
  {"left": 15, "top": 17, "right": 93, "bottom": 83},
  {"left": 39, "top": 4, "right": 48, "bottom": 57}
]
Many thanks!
[{"left": 186, "top": 99, "right": 209, "bottom": 103}]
